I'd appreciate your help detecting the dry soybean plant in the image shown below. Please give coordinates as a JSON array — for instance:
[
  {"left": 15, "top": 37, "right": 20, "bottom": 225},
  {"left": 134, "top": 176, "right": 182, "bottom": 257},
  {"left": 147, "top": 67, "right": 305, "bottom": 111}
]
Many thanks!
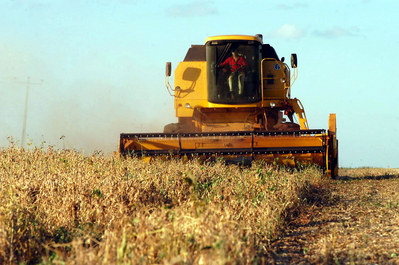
[{"left": 0, "top": 143, "right": 328, "bottom": 264}]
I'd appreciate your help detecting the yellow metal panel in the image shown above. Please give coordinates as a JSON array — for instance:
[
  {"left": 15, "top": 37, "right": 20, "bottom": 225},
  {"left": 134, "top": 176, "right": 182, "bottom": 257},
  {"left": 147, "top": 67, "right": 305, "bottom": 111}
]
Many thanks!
[
  {"left": 253, "top": 153, "right": 324, "bottom": 167},
  {"left": 254, "top": 135, "right": 324, "bottom": 148},
  {"left": 123, "top": 139, "right": 177, "bottom": 151},
  {"left": 174, "top": 62, "right": 207, "bottom": 117},
  {"left": 124, "top": 134, "right": 325, "bottom": 152},
  {"left": 329, "top": 113, "right": 336, "bottom": 135},
  {"left": 262, "top": 61, "right": 286, "bottom": 89},
  {"left": 289, "top": 98, "right": 309, "bottom": 130},
  {"left": 327, "top": 113, "right": 338, "bottom": 178},
  {"left": 174, "top": 62, "right": 207, "bottom": 100},
  {"left": 262, "top": 100, "right": 284, "bottom": 108},
  {"left": 176, "top": 99, "right": 209, "bottom": 117},
  {"left": 207, "top": 102, "right": 261, "bottom": 108},
  {"left": 181, "top": 135, "right": 253, "bottom": 150},
  {"left": 205, "top": 35, "right": 262, "bottom": 44},
  {"left": 121, "top": 133, "right": 328, "bottom": 172},
  {"left": 261, "top": 59, "right": 288, "bottom": 101},
  {"left": 263, "top": 89, "right": 287, "bottom": 99}
]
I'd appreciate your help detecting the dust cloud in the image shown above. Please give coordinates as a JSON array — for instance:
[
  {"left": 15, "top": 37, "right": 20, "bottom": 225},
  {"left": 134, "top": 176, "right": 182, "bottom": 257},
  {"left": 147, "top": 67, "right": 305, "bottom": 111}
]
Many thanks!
[{"left": 0, "top": 46, "right": 176, "bottom": 156}]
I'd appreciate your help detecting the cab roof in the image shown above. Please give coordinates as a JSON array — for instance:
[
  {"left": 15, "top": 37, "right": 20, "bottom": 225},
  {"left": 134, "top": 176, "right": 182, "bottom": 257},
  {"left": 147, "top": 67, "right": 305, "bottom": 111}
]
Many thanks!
[{"left": 205, "top": 35, "right": 263, "bottom": 44}]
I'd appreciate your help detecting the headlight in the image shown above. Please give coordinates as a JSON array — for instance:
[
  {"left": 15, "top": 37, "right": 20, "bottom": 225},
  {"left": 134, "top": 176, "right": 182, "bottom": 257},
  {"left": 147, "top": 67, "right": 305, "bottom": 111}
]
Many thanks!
[
  {"left": 185, "top": 103, "right": 191, "bottom": 109},
  {"left": 270, "top": 102, "right": 276, "bottom": 108}
]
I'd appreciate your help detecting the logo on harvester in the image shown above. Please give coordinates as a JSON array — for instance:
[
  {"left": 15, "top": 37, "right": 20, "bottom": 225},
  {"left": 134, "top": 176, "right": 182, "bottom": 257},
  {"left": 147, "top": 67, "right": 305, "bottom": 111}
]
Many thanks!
[{"left": 274, "top": 63, "right": 281, "bottom": 70}]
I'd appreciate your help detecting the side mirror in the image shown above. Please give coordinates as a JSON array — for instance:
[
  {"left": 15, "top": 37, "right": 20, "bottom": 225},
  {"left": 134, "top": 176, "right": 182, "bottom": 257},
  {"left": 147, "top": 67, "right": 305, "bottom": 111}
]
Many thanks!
[
  {"left": 166, "top": 62, "right": 172, "bottom": 77},
  {"left": 291, "top": 54, "right": 297, "bottom": 68}
]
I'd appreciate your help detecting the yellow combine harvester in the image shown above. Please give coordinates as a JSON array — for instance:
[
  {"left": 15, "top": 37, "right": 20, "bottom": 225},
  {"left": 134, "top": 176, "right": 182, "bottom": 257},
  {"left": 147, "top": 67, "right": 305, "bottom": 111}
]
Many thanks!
[{"left": 119, "top": 34, "right": 338, "bottom": 177}]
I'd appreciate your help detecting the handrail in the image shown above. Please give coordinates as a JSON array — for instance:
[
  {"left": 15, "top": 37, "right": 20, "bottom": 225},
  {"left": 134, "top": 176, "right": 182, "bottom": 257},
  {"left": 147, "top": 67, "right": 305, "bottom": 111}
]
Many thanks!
[
  {"left": 261, "top": 59, "right": 264, "bottom": 107},
  {"left": 290, "top": 66, "right": 298, "bottom": 87},
  {"left": 165, "top": 76, "right": 175, "bottom": 97}
]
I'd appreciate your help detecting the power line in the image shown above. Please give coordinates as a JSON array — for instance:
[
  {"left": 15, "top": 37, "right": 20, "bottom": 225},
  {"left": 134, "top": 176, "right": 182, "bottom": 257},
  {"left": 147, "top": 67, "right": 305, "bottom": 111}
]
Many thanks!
[{"left": 14, "top": 77, "right": 43, "bottom": 148}]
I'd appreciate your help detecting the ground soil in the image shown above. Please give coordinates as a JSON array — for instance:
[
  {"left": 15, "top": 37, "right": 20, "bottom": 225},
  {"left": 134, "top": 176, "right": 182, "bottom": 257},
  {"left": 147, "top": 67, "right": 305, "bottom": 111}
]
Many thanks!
[{"left": 265, "top": 168, "right": 399, "bottom": 265}]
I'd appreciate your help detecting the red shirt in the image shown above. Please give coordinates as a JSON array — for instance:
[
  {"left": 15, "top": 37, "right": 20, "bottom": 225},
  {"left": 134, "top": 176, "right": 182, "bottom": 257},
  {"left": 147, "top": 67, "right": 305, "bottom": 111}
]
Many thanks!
[{"left": 221, "top": 56, "right": 247, "bottom": 72}]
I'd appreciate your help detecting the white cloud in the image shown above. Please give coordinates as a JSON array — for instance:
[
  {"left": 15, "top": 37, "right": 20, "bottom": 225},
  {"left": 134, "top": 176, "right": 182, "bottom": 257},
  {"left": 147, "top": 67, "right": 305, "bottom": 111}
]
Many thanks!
[
  {"left": 269, "top": 24, "right": 306, "bottom": 39},
  {"left": 165, "top": 1, "right": 218, "bottom": 17},
  {"left": 312, "top": 26, "right": 360, "bottom": 38}
]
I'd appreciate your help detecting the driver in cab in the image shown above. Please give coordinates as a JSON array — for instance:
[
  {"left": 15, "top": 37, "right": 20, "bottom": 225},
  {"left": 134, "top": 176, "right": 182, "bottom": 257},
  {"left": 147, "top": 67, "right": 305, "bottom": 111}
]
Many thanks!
[{"left": 219, "top": 49, "right": 247, "bottom": 98}]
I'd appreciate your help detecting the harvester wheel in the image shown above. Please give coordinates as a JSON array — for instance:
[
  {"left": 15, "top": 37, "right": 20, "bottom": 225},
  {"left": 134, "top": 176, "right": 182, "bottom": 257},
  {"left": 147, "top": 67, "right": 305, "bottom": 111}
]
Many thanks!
[
  {"left": 164, "top": 123, "right": 180, "bottom": 133},
  {"left": 163, "top": 123, "right": 192, "bottom": 133}
]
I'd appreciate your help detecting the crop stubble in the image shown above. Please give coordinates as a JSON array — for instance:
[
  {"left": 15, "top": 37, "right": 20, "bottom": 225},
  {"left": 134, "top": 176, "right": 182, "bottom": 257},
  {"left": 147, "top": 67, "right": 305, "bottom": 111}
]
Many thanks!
[
  {"left": 1, "top": 143, "right": 397, "bottom": 264},
  {"left": 266, "top": 168, "right": 399, "bottom": 264},
  {"left": 0, "top": 144, "right": 327, "bottom": 264}
]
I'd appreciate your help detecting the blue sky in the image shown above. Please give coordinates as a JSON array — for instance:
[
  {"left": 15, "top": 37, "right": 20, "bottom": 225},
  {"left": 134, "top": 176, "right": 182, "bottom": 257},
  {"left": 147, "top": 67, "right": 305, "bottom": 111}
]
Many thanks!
[{"left": 1, "top": 0, "right": 398, "bottom": 168}]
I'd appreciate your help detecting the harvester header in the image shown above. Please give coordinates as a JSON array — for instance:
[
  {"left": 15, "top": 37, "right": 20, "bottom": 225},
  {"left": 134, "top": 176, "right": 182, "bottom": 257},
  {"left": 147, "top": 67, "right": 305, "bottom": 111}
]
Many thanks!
[{"left": 119, "top": 34, "right": 338, "bottom": 177}]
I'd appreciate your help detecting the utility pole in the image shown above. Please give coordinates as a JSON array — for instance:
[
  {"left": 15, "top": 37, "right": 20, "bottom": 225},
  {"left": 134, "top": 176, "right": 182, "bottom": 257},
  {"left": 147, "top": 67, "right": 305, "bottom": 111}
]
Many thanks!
[{"left": 15, "top": 77, "right": 43, "bottom": 148}]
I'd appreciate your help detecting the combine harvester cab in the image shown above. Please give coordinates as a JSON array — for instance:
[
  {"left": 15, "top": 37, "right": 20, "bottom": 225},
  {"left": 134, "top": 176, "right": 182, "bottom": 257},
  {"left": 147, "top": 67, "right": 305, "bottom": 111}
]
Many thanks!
[{"left": 120, "top": 34, "right": 338, "bottom": 177}]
